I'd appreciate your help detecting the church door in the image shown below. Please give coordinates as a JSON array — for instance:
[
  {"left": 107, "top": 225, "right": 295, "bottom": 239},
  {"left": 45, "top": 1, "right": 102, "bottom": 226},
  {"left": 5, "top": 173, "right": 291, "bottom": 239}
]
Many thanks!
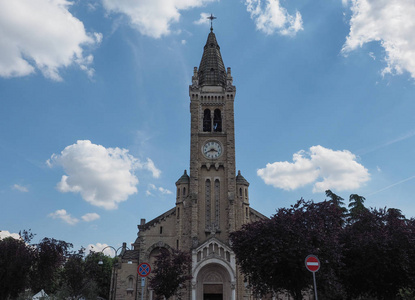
[{"left": 203, "top": 283, "right": 223, "bottom": 300}]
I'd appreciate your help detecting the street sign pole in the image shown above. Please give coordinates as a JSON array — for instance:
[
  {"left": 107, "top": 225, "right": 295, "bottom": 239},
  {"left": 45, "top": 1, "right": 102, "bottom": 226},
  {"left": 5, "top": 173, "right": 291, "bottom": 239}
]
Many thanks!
[
  {"left": 305, "top": 255, "right": 320, "bottom": 300},
  {"left": 137, "top": 262, "right": 151, "bottom": 300},
  {"left": 141, "top": 277, "right": 145, "bottom": 300},
  {"left": 312, "top": 271, "right": 318, "bottom": 300}
]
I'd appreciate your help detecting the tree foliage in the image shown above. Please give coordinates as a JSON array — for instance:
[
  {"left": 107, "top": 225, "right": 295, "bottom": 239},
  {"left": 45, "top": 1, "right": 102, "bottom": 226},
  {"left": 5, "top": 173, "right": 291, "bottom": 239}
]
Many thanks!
[
  {"left": 0, "top": 231, "right": 35, "bottom": 299},
  {"left": 30, "top": 237, "right": 74, "bottom": 294},
  {"left": 230, "top": 191, "right": 415, "bottom": 300},
  {"left": 0, "top": 231, "right": 113, "bottom": 299},
  {"left": 149, "top": 249, "right": 192, "bottom": 300}
]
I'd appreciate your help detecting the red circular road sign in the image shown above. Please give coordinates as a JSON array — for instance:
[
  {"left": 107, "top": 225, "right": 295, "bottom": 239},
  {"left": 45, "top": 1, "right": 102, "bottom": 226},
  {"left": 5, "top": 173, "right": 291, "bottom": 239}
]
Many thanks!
[
  {"left": 305, "top": 255, "right": 320, "bottom": 272},
  {"left": 138, "top": 262, "right": 151, "bottom": 277}
]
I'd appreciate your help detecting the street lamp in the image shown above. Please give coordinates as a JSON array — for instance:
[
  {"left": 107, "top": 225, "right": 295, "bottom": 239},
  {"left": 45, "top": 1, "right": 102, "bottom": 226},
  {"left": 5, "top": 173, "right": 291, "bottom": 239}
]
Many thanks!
[{"left": 98, "top": 244, "right": 131, "bottom": 300}]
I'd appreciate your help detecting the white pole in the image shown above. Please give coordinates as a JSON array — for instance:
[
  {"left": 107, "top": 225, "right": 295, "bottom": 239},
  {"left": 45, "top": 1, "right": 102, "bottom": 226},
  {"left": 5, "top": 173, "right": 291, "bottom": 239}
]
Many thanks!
[{"left": 141, "top": 278, "right": 145, "bottom": 300}]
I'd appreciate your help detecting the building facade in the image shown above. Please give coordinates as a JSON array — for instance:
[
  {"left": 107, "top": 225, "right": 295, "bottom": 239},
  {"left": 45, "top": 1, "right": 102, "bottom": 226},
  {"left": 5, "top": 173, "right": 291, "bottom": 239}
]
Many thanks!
[{"left": 113, "top": 29, "right": 267, "bottom": 300}]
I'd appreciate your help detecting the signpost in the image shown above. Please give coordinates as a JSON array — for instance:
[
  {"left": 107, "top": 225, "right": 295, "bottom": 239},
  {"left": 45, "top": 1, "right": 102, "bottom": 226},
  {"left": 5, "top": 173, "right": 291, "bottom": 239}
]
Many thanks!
[
  {"left": 138, "top": 262, "right": 151, "bottom": 300},
  {"left": 305, "top": 255, "right": 320, "bottom": 300}
]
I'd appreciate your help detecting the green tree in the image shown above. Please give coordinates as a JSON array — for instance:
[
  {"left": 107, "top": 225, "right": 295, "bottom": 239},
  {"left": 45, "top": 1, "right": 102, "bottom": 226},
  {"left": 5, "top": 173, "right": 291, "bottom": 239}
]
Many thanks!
[
  {"left": 0, "top": 231, "right": 35, "bottom": 299},
  {"left": 348, "top": 193, "right": 367, "bottom": 219},
  {"left": 58, "top": 249, "right": 99, "bottom": 299},
  {"left": 85, "top": 251, "right": 114, "bottom": 299},
  {"left": 149, "top": 249, "right": 192, "bottom": 300}
]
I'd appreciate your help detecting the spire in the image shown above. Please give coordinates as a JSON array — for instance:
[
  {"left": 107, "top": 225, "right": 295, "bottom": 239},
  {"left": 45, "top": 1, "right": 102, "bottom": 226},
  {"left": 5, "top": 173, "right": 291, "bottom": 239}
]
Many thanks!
[{"left": 198, "top": 29, "right": 226, "bottom": 87}]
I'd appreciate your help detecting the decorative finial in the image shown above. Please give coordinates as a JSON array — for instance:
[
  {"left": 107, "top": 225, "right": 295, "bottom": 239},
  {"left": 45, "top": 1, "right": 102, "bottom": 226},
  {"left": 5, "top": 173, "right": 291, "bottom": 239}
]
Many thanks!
[{"left": 207, "top": 13, "right": 217, "bottom": 31}]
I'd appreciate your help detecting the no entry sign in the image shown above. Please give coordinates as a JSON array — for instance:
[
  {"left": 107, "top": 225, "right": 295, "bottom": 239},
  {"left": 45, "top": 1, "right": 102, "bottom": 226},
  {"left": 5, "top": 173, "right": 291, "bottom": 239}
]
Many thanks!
[
  {"left": 138, "top": 262, "right": 151, "bottom": 277},
  {"left": 305, "top": 255, "right": 320, "bottom": 273}
]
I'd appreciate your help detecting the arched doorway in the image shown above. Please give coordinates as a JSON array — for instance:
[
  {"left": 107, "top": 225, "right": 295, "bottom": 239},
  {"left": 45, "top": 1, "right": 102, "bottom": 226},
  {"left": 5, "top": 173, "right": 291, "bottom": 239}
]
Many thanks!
[{"left": 196, "top": 263, "right": 232, "bottom": 300}]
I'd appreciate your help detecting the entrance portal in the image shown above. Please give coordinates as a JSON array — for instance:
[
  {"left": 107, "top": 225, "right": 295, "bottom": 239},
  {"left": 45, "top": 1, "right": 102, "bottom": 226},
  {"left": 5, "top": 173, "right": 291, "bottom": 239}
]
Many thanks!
[
  {"left": 195, "top": 263, "right": 231, "bottom": 299},
  {"left": 203, "top": 284, "right": 223, "bottom": 300}
]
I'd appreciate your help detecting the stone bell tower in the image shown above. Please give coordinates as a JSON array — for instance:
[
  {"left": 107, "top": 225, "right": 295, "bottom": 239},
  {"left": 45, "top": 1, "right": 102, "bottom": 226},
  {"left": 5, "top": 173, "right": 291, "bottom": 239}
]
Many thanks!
[
  {"left": 114, "top": 26, "right": 266, "bottom": 300},
  {"left": 175, "top": 27, "right": 265, "bottom": 300}
]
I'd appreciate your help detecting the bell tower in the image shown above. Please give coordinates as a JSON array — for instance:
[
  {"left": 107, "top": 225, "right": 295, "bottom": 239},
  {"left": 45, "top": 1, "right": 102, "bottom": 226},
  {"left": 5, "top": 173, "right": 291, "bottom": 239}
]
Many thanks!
[
  {"left": 115, "top": 23, "right": 268, "bottom": 300},
  {"left": 187, "top": 28, "right": 238, "bottom": 247}
]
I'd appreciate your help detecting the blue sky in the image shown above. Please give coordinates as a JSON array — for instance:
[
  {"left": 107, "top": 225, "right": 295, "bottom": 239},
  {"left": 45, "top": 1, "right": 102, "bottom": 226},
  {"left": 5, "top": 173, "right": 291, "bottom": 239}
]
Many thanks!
[{"left": 1, "top": 0, "right": 415, "bottom": 254}]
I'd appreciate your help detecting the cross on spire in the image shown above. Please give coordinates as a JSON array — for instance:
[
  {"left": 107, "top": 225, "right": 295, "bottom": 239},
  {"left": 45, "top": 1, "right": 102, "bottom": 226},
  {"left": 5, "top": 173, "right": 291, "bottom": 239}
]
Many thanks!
[{"left": 207, "top": 14, "right": 217, "bottom": 31}]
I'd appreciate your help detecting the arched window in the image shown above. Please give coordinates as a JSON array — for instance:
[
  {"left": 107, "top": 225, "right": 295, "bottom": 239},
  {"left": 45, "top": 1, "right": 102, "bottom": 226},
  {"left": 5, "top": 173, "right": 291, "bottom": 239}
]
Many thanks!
[
  {"left": 203, "top": 109, "right": 211, "bottom": 132},
  {"left": 213, "top": 109, "right": 222, "bottom": 132},
  {"left": 183, "top": 187, "right": 186, "bottom": 196},
  {"left": 239, "top": 188, "right": 242, "bottom": 197},
  {"left": 214, "top": 179, "right": 220, "bottom": 228},
  {"left": 177, "top": 188, "right": 180, "bottom": 197},
  {"left": 205, "top": 179, "right": 211, "bottom": 228}
]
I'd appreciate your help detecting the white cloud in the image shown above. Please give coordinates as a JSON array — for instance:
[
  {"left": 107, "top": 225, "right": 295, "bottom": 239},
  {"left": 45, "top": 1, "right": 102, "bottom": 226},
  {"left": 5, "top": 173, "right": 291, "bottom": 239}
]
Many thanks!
[
  {"left": 86, "top": 243, "right": 115, "bottom": 256},
  {"left": 81, "top": 213, "right": 100, "bottom": 222},
  {"left": 48, "top": 209, "right": 80, "bottom": 225},
  {"left": 0, "top": 230, "right": 21, "bottom": 240},
  {"left": 101, "top": 0, "right": 216, "bottom": 38},
  {"left": 146, "top": 190, "right": 154, "bottom": 196},
  {"left": 158, "top": 187, "right": 173, "bottom": 195},
  {"left": 342, "top": 0, "right": 415, "bottom": 79},
  {"left": 47, "top": 140, "right": 160, "bottom": 210},
  {"left": 0, "top": 0, "right": 101, "bottom": 81},
  {"left": 257, "top": 145, "right": 370, "bottom": 193},
  {"left": 146, "top": 183, "right": 172, "bottom": 196},
  {"left": 12, "top": 184, "right": 28, "bottom": 192},
  {"left": 144, "top": 158, "right": 161, "bottom": 178},
  {"left": 245, "top": 0, "right": 303, "bottom": 36},
  {"left": 194, "top": 12, "right": 211, "bottom": 25}
]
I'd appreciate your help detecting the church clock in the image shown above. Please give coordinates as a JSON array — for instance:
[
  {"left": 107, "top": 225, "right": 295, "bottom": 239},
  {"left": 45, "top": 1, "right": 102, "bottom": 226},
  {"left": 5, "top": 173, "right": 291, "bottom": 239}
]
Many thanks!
[{"left": 202, "top": 140, "right": 222, "bottom": 159}]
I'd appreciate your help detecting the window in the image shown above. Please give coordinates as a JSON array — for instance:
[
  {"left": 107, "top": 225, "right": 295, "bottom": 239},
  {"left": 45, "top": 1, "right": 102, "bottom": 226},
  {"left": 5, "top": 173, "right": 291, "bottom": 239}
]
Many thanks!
[
  {"left": 213, "top": 109, "right": 222, "bottom": 132},
  {"left": 205, "top": 179, "right": 211, "bottom": 227},
  {"left": 203, "top": 109, "right": 211, "bottom": 132},
  {"left": 183, "top": 187, "right": 186, "bottom": 196},
  {"left": 160, "top": 226, "right": 163, "bottom": 234},
  {"left": 214, "top": 179, "right": 220, "bottom": 228}
]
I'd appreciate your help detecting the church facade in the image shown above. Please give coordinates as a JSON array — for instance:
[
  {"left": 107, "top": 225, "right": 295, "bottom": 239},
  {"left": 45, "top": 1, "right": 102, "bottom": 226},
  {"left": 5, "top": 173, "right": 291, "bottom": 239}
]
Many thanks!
[{"left": 113, "top": 29, "right": 267, "bottom": 300}]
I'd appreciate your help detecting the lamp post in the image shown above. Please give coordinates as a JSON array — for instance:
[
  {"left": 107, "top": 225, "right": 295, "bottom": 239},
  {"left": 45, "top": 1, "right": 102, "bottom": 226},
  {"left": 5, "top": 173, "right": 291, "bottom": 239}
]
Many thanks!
[{"left": 98, "top": 244, "right": 130, "bottom": 300}]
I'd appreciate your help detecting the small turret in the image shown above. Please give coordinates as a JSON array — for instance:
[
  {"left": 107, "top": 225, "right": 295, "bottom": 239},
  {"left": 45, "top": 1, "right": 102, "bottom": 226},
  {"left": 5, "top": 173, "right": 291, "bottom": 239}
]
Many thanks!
[{"left": 175, "top": 170, "right": 189, "bottom": 204}]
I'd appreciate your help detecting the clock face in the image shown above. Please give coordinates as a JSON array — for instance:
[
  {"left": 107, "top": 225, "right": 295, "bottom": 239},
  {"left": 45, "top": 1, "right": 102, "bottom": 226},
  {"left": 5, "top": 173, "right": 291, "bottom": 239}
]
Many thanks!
[{"left": 203, "top": 141, "right": 222, "bottom": 159}]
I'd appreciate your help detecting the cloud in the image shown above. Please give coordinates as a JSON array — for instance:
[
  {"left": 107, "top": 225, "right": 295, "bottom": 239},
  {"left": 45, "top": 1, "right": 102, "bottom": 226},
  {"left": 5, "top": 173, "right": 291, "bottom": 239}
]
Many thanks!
[
  {"left": 146, "top": 183, "right": 172, "bottom": 196},
  {"left": 245, "top": 0, "right": 303, "bottom": 36},
  {"left": 0, "top": 0, "right": 101, "bottom": 81},
  {"left": 158, "top": 187, "right": 173, "bottom": 195},
  {"left": 12, "top": 184, "right": 28, "bottom": 192},
  {"left": 342, "top": 0, "right": 415, "bottom": 79},
  {"left": 144, "top": 158, "right": 161, "bottom": 178},
  {"left": 86, "top": 243, "right": 115, "bottom": 256},
  {"left": 101, "top": 0, "right": 216, "bottom": 38},
  {"left": 194, "top": 12, "right": 211, "bottom": 25},
  {"left": 0, "top": 230, "right": 21, "bottom": 240},
  {"left": 48, "top": 209, "right": 80, "bottom": 225},
  {"left": 257, "top": 145, "right": 370, "bottom": 193},
  {"left": 47, "top": 140, "right": 160, "bottom": 210},
  {"left": 81, "top": 213, "right": 100, "bottom": 222}
]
